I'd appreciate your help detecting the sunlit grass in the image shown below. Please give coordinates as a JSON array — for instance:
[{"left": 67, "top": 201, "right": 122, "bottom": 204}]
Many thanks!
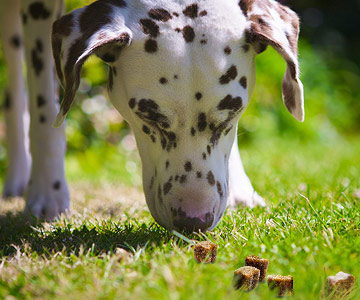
[{"left": 1, "top": 135, "right": 359, "bottom": 299}]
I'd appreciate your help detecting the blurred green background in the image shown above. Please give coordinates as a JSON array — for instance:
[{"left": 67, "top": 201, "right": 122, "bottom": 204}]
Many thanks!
[{"left": 0, "top": 0, "right": 359, "bottom": 187}]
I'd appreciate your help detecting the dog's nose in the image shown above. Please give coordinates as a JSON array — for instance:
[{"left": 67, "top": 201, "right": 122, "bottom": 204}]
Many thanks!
[{"left": 172, "top": 210, "right": 214, "bottom": 232}]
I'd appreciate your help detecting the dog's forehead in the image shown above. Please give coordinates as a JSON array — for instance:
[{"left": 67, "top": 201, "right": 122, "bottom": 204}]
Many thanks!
[{"left": 110, "top": 0, "right": 253, "bottom": 114}]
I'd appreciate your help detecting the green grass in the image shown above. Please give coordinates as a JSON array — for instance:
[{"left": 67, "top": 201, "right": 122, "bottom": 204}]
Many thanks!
[{"left": 0, "top": 135, "right": 359, "bottom": 299}]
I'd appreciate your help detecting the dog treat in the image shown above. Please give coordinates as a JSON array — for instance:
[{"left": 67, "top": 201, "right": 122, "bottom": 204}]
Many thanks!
[
  {"left": 233, "top": 266, "right": 260, "bottom": 291},
  {"left": 267, "top": 275, "right": 294, "bottom": 296},
  {"left": 193, "top": 241, "right": 217, "bottom": 263},
  {"left": 245, "top": 255, "right": 269, "bottom": 281},
  {"left": 327, "top": 272, "right": 355, "bottom": 299}
]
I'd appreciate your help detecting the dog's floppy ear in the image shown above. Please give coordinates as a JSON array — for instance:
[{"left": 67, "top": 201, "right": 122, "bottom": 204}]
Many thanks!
[
  {"left": 241, "top": 0, "right": 304, "bottom": 121},
  {"left": 52, "top": 0, "right": 131, "bottom": 127}
]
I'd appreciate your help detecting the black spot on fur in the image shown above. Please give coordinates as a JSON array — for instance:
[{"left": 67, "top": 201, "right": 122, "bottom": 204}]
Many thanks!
[
  {"left": 224, "top": 46, "right": 232, "bottom": 55},
  {"left": 144, "top": 39, "right": 158, "bottom": 53},
  {"left": 148, "top": 8, "right": 172, "bottom": 22},
  {"left": 242, "top": 44, "right": 250, "bottom": 52},
  {"left": 191, "top": 127, "right": 196, "bottom": 136},
  {"left": 37, "top": 95, "right": 46, "bottom": 107},
  {"left": 207, "top": 145, "right": 211, "bottom": 155},
  {"left": 159, "top": 77, "right": 168, "bottom": 84},
  {"left": 182, "top": 26, "right": 195, "bottom": 43},
  {"left": 216, "top": 181, "right": 223, "bottom": 197},
  {"left": 239, "top": 0, "right": 250, "bottom": 17},
  {"left": 199, "top": 10, "right": 207, "bottom": 16},
  {"left": 10, "top": 35, "right": 21, "bottom": 48},
  {"left": 53, "top": 181, "right": 61, "bottom": 190},
  {"left": 200, "top": 39, "right": 207, "bottom": 45},
  {"left": 36, "top": 39, "right": 43, "bottom": 52},
  {"left": 239, "top": 76, "right": 247, "bottom": 89},
  {"left": 140, "top": 19, "right": 160, "bottom": 38},
  {"left": 183, "top": 4, "right": 198, "bottom": 18},
  {"left": 151, "top": 135, "right": 156, "bottom": 143},
  {"left": 29, "top": 2, "right": 51, "bottom": 20},
  {"left": 149, "top": 176, "right": 154, "bottom": 189},
  {"left": 195, "top": 92, "right": 202, "bottom": 100},
  {"left": 31, "top": 48, "right": 43, "bottom": 76},
  {"left": 217, "top": 94, "right": 243, "bottom": 112},
  {"left": 207, "top": 171, "right": 215, "bottom": 186},
  {"left": 196, "top": 171, "right": 202, "bottom": 178},
  {"left": 166, "top": 160, "right": 170, "bottom": 169},
  {"left": 158, "top": 184, "right": 163, "bottom": 203},
  {"left": 129, "top": 98, "right": 136, "bottom": 109},
  {"left": 135, "top": 99, "right": 178, "bottom": 150},
  {"left": 173, "top": 12, "right": 179, "bottom": 17},
  {"left": 209, "top": 123, "right": 215, "bottom": 131},
  {"left": 163, "top": 182, "right": 172, "bottom": 195},
  {"left": 219, "top": 65, "right": 238, "bottom": 84},
  {"left": 224, "top": 125, "right": 233, "bottom": 136},
  {"left": 197, "top": 113, "right": 207, "bottom": 132},
  {"left": 202, "top": 153, "right": 207, "bottom": 160},
  {"left": 180, "top": 175, "right": 187, "bottom": 184},
  {"left": 184, "top": 161, "right": 192, "bottom": 172},
  {"left": 39, "top": 115, "right": 46, "bottom": 123},
  {"left": 142, "top": 125, "right": 151, "bottom": 134}
]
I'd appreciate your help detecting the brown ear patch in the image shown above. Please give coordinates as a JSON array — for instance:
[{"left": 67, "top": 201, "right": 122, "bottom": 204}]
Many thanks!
[
  {"left": 52, "top": 14, "right": 74, "bottom": 85},
  {"left": 282, "top": 79, "right": 295, "bottom": 113},
  {"left": 53, "top": 0, "right": 130, "bottom": 122},
  {"left": 242, "top": 0, "right": 304, "bottom": 121},
  {"left": 238, "top": 0, "right": 254, "bottom": 17}
]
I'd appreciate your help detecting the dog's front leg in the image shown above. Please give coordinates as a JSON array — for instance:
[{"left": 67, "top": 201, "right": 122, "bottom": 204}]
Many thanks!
[
  {"left": 228, "top": 133, "right": 265, "bottom": 208},
  {"left": 0, "top": 0, "right": 31, "bottom": 198},
  {"left": 21, "top": 0, "right": 69, "bottom": 220}
]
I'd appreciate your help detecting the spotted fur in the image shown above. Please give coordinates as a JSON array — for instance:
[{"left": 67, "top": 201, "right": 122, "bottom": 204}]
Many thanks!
[{"left": 1, "top": 0, "right": 303, "bottom": 232}]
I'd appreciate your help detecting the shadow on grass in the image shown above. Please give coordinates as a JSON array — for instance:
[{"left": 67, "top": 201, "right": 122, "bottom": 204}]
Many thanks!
[{"left": 0, "top": 211, "right": 174, "bottom": 258}]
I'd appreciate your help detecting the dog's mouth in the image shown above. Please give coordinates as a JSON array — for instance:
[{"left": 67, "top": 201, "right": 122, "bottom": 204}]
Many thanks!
[{"left": 143, "top": 178, "right": 227, "bottom": 232}]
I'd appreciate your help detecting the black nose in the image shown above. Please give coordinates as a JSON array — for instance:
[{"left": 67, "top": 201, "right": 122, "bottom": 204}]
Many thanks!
[{"left": 173, "top": 212, "right": 214, "bottom": 232}]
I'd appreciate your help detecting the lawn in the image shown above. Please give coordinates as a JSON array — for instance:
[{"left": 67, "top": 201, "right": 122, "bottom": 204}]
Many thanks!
[
  {"left": 0, "top": 134, "right": 359, "bottom": 299},
  {"left": 1, "top": 1, "right": 359, "bottom": 297}
]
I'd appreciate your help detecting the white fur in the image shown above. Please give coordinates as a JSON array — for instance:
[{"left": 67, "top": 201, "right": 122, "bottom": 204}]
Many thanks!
[
  {"left": 20, "top": 0, "right": 69, "bottom": 219},
  {"left": 2, "top": 0, "right": 303, "bottom": 229}
]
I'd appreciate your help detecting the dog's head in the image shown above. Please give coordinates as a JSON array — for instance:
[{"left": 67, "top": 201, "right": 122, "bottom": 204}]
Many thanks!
[{"left": 52, "top": 0, "right": 303, "bottom": 232}]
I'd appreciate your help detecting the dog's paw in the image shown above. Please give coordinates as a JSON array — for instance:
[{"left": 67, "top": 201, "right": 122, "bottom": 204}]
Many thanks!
[
  {"left": 228, "top": 189, "right": 266, "bottom": 208},
  {"left": 2, "top": 176, "right": 29, "bottom": 198},
  {"left": 24, "top": 178, "right": 70, "bottom": 221}
]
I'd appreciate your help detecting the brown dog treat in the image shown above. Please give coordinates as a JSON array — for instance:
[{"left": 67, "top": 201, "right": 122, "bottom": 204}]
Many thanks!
[
  {"left": 233, "top": 266, "right": 260, "bottom": 291},
  {"left": 193, "top": 241, "right": 217, "bottom": 263},
  {"left": 245, "top": 255, "right": 269, "bottom": 281},
  {"left": 267, "top": 275, "right": 294, "bottom": 296},
  {"left": 327, "top": 272, "right": 355, "bottom": 299}
]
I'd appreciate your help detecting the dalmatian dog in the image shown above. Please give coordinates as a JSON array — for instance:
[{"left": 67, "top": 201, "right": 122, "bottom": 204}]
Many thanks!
[{"left": 0, "top": 0, "right": 303, "bottom": 232}]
